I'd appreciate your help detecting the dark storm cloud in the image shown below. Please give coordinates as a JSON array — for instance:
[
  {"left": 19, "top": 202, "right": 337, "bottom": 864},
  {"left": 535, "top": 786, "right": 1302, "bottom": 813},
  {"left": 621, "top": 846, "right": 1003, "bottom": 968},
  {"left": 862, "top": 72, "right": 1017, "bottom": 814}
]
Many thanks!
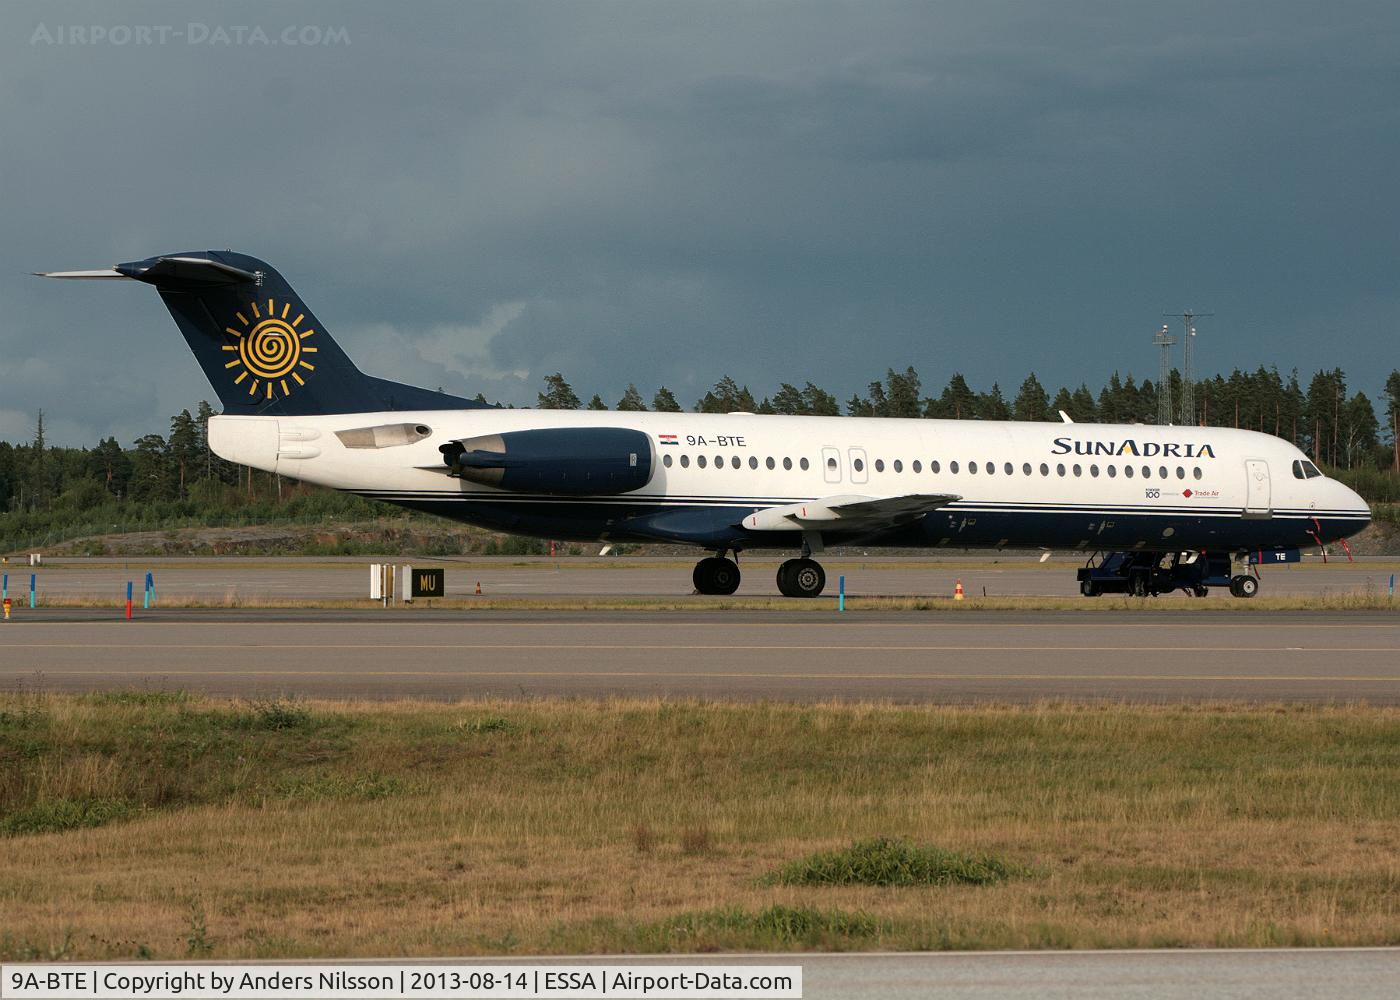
[{"left": 1, "top": 1, "right": 1396, "bottom": 443}]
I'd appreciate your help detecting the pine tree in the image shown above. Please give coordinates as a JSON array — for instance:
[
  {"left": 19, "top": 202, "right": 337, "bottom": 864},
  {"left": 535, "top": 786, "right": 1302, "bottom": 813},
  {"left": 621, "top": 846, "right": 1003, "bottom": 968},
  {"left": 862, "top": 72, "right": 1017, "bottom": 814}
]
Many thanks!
[
  {"left": 168, "top": 409, "right": 200, "bottom": 497},
  {"left": 586, "top": 394, "right": 608, "bottom": 411},
  {"left": 801, "top": 382, "right": 840, "bottom": 416},
  {"left": 976, "top": 383, "right": 1010, "bottom": 421},
  {"left": 696, "top": 376, "right": 755, "bottom": 413},
  {"left": 616, "top": 384, "right": 647, "bottom": 411},
  {"left": 1012, "top": 374, "right": 1050, "bottom": 422},
  {"left": 1384, "top": 370, "right": 1400, "bottom": 472},
  {"left": 651, "top": 386, "right": 682, "bottom": 412},
  {"left": 930, "top": 374, "right": 977, "bottom": 419},
  {"left": 537, "top": 373, "right": 581, "bottom": 409}
]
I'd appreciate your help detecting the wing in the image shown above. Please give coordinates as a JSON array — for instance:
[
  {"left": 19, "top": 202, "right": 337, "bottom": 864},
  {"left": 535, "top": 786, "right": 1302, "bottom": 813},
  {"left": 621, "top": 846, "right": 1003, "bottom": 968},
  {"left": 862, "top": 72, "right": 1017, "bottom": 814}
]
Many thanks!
[{"left": 742, "top": 493, "right": 960, "bottom": 532}]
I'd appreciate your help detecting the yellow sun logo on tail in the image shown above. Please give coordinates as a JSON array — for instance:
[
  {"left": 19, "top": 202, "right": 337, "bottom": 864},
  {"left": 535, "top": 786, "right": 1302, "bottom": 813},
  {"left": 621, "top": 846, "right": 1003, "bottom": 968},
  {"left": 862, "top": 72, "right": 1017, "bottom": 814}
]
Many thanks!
[{"left": 222, "top": 298, "right": 319, "bottom": 401}]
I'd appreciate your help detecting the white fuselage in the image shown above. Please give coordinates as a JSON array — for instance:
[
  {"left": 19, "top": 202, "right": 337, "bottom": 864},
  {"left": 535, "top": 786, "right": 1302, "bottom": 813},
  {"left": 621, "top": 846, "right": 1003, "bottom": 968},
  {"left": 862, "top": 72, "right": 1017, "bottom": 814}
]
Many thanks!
[{"left": 209, "top": 409, "right": 1370, "bottom": 553}]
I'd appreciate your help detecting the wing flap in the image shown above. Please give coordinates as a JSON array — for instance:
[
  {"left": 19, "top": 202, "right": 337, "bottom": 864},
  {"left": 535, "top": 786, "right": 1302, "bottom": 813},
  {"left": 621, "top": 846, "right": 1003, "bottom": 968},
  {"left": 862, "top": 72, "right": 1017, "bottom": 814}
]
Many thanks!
[{"left": 743, "top": 492, "right": 960, "bottom": 531}]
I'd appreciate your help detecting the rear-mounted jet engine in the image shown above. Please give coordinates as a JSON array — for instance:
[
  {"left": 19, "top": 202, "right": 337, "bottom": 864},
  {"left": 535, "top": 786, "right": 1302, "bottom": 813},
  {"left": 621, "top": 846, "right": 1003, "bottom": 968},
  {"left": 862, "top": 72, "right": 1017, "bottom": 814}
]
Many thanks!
[{"left": 440, "top": 427, "right": 653, "bottom": 495}]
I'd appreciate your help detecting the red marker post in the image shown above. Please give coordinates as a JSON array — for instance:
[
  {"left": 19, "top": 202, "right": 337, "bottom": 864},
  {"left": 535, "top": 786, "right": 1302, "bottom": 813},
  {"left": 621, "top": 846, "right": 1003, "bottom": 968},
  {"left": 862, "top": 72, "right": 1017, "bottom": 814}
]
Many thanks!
[{"left": 125, "top": 581, "right": 133, "bottom": 620}]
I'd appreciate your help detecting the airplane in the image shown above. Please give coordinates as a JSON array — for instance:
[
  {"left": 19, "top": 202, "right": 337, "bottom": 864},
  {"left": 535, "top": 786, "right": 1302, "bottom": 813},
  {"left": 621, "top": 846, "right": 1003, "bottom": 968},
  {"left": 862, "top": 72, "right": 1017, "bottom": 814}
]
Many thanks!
[{"left": 39, "top": 251, "right": 1371, "bottom": 598}]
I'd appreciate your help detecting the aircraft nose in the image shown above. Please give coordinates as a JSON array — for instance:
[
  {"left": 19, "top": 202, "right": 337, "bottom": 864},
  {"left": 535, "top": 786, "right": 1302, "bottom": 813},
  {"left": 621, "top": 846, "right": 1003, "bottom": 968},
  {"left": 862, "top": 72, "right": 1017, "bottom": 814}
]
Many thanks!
[{"left": 1346, "top": 484, "right": 1372, "bottom": 524}]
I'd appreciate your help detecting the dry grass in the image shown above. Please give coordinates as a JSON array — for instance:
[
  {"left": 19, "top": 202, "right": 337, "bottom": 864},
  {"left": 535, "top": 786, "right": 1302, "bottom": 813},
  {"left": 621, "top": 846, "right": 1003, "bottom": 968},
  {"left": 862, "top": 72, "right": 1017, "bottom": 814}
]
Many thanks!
[{"left": 2, "top": 695, "right": 1399, "bottom": 959}]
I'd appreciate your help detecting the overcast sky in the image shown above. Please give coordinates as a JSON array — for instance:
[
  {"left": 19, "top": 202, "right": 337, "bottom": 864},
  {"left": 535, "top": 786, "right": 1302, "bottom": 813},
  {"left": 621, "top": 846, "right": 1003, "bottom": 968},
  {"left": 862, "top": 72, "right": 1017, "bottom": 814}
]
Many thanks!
[{"left": 2, "top": 1, "right": 1396, "bottom": 444}]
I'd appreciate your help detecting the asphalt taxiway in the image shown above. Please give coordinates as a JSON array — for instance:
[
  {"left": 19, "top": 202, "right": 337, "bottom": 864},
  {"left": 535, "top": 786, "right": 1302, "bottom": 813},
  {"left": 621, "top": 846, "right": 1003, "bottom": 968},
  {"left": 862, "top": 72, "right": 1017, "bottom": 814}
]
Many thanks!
[
  {"left": 10, "top": 553, "right": 1397, "bottom": 601},
  {"left": 2, "top": 608, "right": 1395, "bottom": 702}
]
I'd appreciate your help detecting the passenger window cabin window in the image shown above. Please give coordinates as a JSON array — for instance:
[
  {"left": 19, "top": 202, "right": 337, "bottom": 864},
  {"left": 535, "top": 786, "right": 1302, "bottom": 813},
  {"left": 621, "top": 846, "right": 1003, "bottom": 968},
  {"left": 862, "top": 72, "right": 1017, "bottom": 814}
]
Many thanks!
[
  {"left": 986, "top": 462, "right": 995, "bottom": 475},
  {"left": 783, "top": 457, "right": 792, "bottom": 470},
  {"left": 1022, "top": 462, "right": 1031, "bottom": 475},
  {"left": 1125, "top": 465, "right": 1134, "bottom": 478},
  {"left": 1193, "top": 467, "right": 1202, "bottom": 480},
  {"left": 950, "top": 461, "right": 959, "bottom": 474},
  {"left": 968, "top": 461, "right": 978, "bottom": 475},
  {"left": 663, "top": 454, "right": 673, "bottom": 468},
  {"left": 912, "top": 460, "right": 922, "bottom": 473},
  {"left": 766, "top": 457, "right": 775, "bottom": 470},
  {"left": 1107, "top": 465, "right": 1117, "bottom": 478},
  {"left": 1175, "top": 466, "right": 1185, "bottom": 479},
  {"left": 680, "top": 454, "right": 690, "bottom": 468},
  {"left": 1040, "top": 463, "right": 1049, "bottom": 476},
  {"left": 697, "top": 455, "right": 707, "bottom": 468},
  {"left": 749, "top": 456, "right": 758, "bottom": 469},
  {"left": 800, "top": 457, "right": 810, "bottom": 471},
  {"left": 1141, "top": 465, "right": 1151, "bottom": 479},
  {"left": 932, "top": 460, "right": 942, "bottom": 473},
  {"left": 731, "top": 456, "right": 741, "bottom": 469},
  {"left": 1073, "top": 464, "right": 1082, "bottom": 477},
  {"left": 827, "top": 456, "right": 838, "bottom": 470},
  {"left": 1089, "top": 464, "right": 1099, "bottom": 477},
  {"left": 1057, "top": 463, "right": 1066, "bottom": 477},
  {"left": 1005, "top": 462, "right": 1014, "bottom": 475},
  {"left": 714, "top": 454, "right": 723, "bottom": 468},
  {"left": 894, "top": 459, "right": 903, "bottom": 473},
  {"left": 875, "top": 459, "right": 885, "bottom": 472},
  {"left": 1158, "top": 466, "right": 1168, "bottom": 479},
  {"left": 853, "top": 458, "right": 864, "bottom": 472}
]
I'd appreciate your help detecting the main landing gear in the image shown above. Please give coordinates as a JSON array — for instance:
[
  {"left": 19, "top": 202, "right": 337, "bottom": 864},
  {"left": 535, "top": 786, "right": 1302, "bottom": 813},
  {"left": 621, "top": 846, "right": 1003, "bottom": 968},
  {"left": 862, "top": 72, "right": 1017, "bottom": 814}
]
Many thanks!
[
  {"left": 693, "top": 555, "right": 741, "bottom": 595},
  {"left": 690, "top": 537, "right": 829, "bottom": 599},
  {"left": 777, "top": 558, "right": 826, "bottom": 598}
]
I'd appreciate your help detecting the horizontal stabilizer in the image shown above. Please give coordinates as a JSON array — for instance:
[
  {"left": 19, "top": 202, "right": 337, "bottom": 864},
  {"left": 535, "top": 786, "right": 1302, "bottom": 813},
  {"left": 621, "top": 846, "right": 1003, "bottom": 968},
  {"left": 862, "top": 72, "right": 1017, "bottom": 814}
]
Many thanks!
[
  {"left": 34, "top": 269, "right": 130, "bottom": 280},
  {"left": 743, "top": 492, "right": 960, "bottom": 531},
  {"left": 37, "top": 256, "right": 257, "bottom": 288}
]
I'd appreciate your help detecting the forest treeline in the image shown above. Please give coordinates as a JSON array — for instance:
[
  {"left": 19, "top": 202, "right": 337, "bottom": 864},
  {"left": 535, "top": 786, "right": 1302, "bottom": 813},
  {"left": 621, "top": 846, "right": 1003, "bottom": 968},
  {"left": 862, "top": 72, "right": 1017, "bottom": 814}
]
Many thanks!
[{"left": 2, "top": 364, "right": 1399, "bottom": 551}]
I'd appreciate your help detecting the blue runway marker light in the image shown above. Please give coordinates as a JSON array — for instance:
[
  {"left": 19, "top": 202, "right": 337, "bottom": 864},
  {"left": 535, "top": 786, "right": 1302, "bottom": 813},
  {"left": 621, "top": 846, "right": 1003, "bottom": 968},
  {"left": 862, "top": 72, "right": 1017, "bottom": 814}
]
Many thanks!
[
  {"left": 1391, "top": 574, "right": 1395, "bottom": 598},
  {"left": 2, "top": 573, "right": 6, "bottom": 600},
  {"left": 838, "top": 574, "right": 845, "bottom": 612},
  {"left": 29, "top": 574, "right": 35, "bottom": 609}
]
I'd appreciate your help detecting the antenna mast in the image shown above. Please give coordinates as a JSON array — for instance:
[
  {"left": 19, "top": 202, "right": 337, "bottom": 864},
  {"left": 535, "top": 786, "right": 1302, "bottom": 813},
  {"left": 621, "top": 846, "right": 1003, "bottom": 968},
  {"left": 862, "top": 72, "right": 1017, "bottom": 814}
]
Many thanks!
[
  {"left": 1152, "top": 324, "right": 1175, "bottom": 425},
  {"left": 1163, "top": 310, "right": 1212, "bottom": 425}
]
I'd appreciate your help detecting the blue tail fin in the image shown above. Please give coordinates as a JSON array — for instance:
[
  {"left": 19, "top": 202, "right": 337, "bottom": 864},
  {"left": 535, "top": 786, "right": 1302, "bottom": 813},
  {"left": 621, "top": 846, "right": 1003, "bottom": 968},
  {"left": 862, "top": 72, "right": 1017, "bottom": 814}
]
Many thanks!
[{"left": 112, "top": 251, "right": 482, "bottom": 416}]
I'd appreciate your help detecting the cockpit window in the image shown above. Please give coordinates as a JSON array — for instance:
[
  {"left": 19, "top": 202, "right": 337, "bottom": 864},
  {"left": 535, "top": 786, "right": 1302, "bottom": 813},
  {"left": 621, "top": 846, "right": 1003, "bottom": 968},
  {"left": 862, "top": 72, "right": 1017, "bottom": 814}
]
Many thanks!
[{"left": 1292, "top": 459, "right": 1324, "bottom": 480}]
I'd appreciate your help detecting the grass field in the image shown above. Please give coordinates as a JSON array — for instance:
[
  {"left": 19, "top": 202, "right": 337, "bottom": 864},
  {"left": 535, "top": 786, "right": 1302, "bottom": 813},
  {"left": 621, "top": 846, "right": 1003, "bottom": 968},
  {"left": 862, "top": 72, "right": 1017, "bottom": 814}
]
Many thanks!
[{"left": 2, "top": 695, "right": 1398, "bottom": 959}]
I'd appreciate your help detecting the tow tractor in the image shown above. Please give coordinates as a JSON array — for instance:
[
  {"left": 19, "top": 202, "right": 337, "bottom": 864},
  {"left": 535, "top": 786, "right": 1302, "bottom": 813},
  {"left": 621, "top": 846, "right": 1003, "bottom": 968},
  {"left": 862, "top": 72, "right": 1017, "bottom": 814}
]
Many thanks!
[{"left": 1075, "top": 549, "right": 1296, "bottom": 598}]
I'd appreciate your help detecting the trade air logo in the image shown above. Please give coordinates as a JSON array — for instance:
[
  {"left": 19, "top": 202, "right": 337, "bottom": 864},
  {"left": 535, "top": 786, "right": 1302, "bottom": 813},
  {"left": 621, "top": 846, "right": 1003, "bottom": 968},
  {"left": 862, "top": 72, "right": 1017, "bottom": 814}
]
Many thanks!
[
  {"left": 1051, "top": 436, "right": 1217, "bottom": 459},
  {"left": 222, "top": 298, "right": 318, "bottom": 402}
]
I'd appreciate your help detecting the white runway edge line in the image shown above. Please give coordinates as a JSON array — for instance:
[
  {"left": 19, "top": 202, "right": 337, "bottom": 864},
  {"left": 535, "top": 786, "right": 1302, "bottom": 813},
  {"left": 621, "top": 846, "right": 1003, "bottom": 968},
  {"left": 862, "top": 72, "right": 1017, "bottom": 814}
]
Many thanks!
[{"left": 1, "top": 964, "right": 802, "bottom": 999}]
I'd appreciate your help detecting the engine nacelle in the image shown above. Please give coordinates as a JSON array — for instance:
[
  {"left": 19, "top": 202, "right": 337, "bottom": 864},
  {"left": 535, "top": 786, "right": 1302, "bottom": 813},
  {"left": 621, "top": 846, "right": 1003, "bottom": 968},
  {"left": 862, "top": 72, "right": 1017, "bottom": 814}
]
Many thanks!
[{"left": 440, "top": 427, "right": 653, "bottom": 495}]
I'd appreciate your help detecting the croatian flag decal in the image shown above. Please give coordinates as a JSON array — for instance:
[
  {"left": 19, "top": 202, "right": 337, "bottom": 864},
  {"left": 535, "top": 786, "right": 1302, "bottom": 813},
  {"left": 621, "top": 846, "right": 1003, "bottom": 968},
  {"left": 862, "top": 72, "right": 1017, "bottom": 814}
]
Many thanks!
[{"left": 658, "top": 434, "right": 679, "bottom": 446}]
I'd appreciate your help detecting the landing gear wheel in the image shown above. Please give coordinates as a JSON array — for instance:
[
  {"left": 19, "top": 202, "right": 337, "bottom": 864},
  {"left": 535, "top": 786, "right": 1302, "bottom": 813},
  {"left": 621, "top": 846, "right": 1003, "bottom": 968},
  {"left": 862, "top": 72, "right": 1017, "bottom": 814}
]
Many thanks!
[
  {"left": 1080, "top": 580, "right": 1100, "bottom": 597},
  {"left": 1192, "top": 585, "right": 1209, "bottom": 598},
  {"left": 777, "top": 558, "right": 826, "bottom": 598},
  {"left": 693, "top": 557, "right": 741, "bottom": 595},
  {"left": 1230, "top": 574, "right": 1259, "bottom": 599}
]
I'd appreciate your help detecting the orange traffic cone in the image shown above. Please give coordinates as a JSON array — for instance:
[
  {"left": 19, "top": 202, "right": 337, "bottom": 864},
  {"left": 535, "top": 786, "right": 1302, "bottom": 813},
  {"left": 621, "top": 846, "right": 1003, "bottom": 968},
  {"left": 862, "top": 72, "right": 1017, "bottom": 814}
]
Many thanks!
[
  {"left": 475, "top": 581, "right": 482, "bottom": 595},
  {"left": 953, "top": 579, "right": 965, "bottom": 601}
]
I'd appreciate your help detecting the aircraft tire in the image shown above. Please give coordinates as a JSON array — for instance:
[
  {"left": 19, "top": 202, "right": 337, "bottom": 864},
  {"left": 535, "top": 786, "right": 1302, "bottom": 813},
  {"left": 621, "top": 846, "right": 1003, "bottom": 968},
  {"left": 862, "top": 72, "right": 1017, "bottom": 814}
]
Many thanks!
[
  {"left": 777, "top": 558, "right": 825, "bottom": 598},
  {"left": 1231, "top": 574, "right": 1259, "bottom": 599},
  {"left": 694, "top": 557, "right": 741, "bottom": 595}
]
